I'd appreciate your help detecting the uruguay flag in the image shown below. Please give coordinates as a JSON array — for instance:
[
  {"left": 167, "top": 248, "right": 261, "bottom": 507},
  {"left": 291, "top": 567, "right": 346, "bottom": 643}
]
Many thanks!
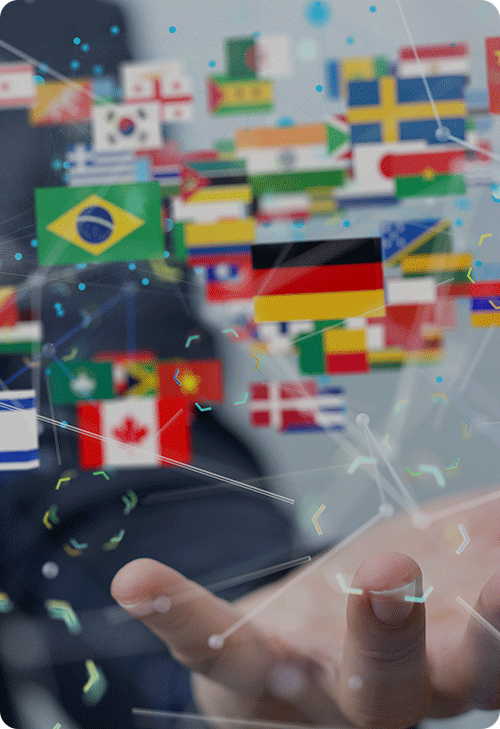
[{"left": 0, "top": 390, "right": 39, "bottom": 470}]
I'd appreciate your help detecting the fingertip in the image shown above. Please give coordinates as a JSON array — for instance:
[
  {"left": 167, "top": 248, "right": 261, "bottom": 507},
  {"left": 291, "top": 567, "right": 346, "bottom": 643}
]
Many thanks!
[
  {"left": 352, "top": 552, "right": 421, "bottom": 593},
  {"left": 110, "top": 558, "right": 173, "bottom": 605}
]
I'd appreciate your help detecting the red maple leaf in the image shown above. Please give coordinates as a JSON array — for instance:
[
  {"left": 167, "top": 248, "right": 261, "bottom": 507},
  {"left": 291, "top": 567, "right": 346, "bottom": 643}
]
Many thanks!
[{"left": 112, "top": 417, "right": 149, "bottom": 444}]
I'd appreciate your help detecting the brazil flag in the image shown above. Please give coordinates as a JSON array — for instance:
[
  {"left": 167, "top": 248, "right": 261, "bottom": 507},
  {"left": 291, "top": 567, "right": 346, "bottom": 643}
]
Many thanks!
[{"left": 35, "top": 182, "right": 164, "bottom": 266}]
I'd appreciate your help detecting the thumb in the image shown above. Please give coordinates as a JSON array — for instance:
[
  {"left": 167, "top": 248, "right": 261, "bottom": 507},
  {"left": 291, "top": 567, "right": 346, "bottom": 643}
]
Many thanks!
[{"left": 335, "top": 552, "right": 432, "bottom": 729}]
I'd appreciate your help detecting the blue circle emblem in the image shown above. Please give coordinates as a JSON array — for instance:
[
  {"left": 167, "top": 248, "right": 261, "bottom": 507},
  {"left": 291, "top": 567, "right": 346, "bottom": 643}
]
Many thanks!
[{"left": 77, "top": 206, "right": 114, "bottom": 244}]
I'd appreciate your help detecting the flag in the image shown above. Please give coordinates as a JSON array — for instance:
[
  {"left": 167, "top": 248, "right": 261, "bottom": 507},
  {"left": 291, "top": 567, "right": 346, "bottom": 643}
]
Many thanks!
[
  {"left": 92, "top": 102, "right": 163, "bottom": 152},
  {"left": 235, "top": 119, "right": 350, "bottom": 195},
  {"left": 254, "top": 320, "right": 315, "bottom": 355},
  {"left": 30, "top": 78, "right": 92, "bottom": 126},
  {"left": 64, "top": 143, "right": 150, "bottom": 187},
  {"left": 470, "top": 297, "right": 500, "bottom": 327},
  {"left": 0, "top": 62, "right": 35, "bottom": 109},
  {"left": 226, "top": 37, "right": 257, "bottom": 79},
  {"left": 0, "top": 321, "right": 41, "bottom": 354},
  {"left": 184, "top": 219, "right": 256, "bottom": 251},
  {"left": 254, "top": 193, "right": 312, "bottom": 223},
  {"left": 335, "top": 142, "right": 398, "bottom": 203},
  {"left": 398, "top": 43, "right": 469, "bottom": 78},
  {"left": 0, "top": 390, "right": 39, "bottom": 471},
  {"left": 204, "top": 253, "right": 254, "bottom": 303},
  {"left": 207, "top": 75, "right": 274, "bottom": 116},
  {"left": 486, "top": 37, "right": 500, "bottom": 114},
  {"left": 77, "top": 396, "right": 191, "bottom": 469},
  {"left": 380, "top": 218, "right": 453, "bottom": 267},
  {"left": 326, "top": 55, "right": 393, "bottom": 100},
  {"left": 249, "top": 380, "right": 345, "bottom": 432},
  {"left": 159, "top": 359, "right": 223, "bottom": 402},
  {"left": 347, "top": 75, "right": 467, "bottom": 145},
  {"left": 35, "top": 182, "right": 164, "bottom": 266},
  {"left": 256, "top": 36, "right": 291, "bottom": 77},
  {"left": 0, "top": 287, "right": 18, "bottom": 326},
  {"left": 136, "top": 143, "right": 218, "bottom": 194},
  {"left": 179, "top": 159, "right": 251, "bottom": 203},
  {"left": 252, "top": 237, "right": 385, "bottom": 323},
  {"left": 46, "top": 360, "right": 114, "bottom": 405},
  {"left": 385, "top": 277, "right": 437, "bottom": 306},
  {"left": 120, "top": 59, "right": 194, "bottom": 122},
  {"left": 294, "top": 322, "right": 370, "bottom": 375},
  {"left": 94, "top": 352, "right": 158, "bottom": 397},
  {"left": 401, "top": 252, "right": 472, "bottom": 283}
]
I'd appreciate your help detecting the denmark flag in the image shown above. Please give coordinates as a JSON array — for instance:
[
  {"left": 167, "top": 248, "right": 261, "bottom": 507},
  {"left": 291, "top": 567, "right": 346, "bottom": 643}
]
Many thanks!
[{"left": 76, "top": 396, "right": 191, "bottom": 469}]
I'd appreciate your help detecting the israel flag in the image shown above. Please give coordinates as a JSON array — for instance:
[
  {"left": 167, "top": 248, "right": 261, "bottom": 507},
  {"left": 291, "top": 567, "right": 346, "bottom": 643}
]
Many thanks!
[{"left": 0, "top": 390, "right": 39, "bottom": 470}]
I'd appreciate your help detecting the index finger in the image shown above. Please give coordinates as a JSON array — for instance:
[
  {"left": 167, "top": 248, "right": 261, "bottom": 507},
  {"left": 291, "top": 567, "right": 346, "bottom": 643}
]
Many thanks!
[{"left": 110, "top": 558, "right": 288, "bottom": 697}]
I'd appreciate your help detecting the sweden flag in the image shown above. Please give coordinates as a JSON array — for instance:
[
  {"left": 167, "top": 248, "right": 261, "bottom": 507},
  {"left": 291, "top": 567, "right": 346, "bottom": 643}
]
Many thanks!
[{"left": 35, "top": 182, "right": 164, "bottom": 266}]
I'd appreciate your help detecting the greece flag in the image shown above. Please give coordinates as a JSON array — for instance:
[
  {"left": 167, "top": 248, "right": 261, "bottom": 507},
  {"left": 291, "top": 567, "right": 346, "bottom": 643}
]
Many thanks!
[{"left": 0, "top": 390, "right": 39, "bottom": 470}]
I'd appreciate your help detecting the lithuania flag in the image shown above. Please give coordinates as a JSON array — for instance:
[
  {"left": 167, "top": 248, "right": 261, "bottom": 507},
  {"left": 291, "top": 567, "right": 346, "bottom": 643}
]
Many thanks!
[{"left": 35, "top": 182, "right": 164, "bottom": 266}]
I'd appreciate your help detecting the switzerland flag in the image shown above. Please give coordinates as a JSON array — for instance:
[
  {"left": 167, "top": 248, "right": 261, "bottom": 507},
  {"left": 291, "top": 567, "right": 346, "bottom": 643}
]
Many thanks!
[{"left": 76, "top": 396, "right": 191, "bottom": 470}]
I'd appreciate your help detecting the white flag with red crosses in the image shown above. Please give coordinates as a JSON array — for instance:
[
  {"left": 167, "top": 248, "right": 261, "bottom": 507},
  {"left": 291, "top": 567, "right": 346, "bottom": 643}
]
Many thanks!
[{"left": 120, "top": 59, "right": 194, "bottom": 122}]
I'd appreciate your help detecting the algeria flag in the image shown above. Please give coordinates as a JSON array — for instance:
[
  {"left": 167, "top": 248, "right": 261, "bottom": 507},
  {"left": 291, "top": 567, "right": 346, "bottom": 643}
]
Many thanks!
[{"left": 76, "top": 396, "right": 191, "bottom": 470}]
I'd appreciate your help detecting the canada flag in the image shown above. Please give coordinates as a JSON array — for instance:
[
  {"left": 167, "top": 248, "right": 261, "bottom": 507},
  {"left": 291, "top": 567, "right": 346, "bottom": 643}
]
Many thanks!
[{"left": 76, "top": 396, "right": 191, "bottom": 469}]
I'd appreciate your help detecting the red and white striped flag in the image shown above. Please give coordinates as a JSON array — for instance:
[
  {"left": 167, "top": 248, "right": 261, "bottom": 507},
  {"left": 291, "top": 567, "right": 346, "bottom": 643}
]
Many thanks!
[
  {"left": 398, "top": 42, "right": 469, "bottom": 78},
  {"left": 76, "top": 396, "right": 191, "bottom": 469},
  {"left": 0, "top": 62, "right": 35, "bottom": 109}
]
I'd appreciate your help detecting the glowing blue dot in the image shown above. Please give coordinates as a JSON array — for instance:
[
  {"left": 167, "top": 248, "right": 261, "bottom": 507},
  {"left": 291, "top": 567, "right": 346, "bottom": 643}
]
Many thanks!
[
  {"left": 346, "top": 36, "right": 354, "bottom": 44},
  {"left": 14, "top": 253, "right": 22, "bottom": 261},
  {"left": 277, "top": 116, "right": 295, "bottom": 127},
  {"left": 166, "top": 218, "right": 174, "bottom": 232},
  {"left": 253, "top": 31, "right": 260, "bottom": 38},
  {"left": 455, "top": 219, "right": 463, "bottom": 226},
  {"left": 73, "top": 37, "right": 81, "bottom": 45},
  {"left": 110, "top": 25, "right": 120, "bottom": 34},
  {"left": 435, "top": 126, "right": 450, "bottom": 142},
  {"left": 164, "top": 250, "right": 170, "bottom": 258},
  {"left": 436, "top": 376, "right": 443, "bottom": 383},
  {"left": 305, "top": 1, "right": 331, "bottom": 26},
  {"left": 450, "top": 43, "right": 456, "bottom": 47},
  {"left": 31, "top": 239, "right": 37, "bottom": 248},
  {"left": 75, "top": 263, "right": 87, "bottom": 269},
  {"left": 209, "top": 60, "right": 216, "bottom": 67},
  {"left": 93, "top": 64, "right": 104, "bottom": 75},
  {"left": 142, "top": 278, "right": 149, "bottom": 286},
  {"left": 33, "top": 75, "right": 45, "bottom": 84},
  {"left": 343, "top": 220, "right": 351, "bottom": 227},
  {"left": 51, "top": 159, "right": 62, "bottom": 171},
  {"left": 492, "top": 184, "right": 500, "bottom": 202},
  {"left": 476, "top": 260, "right": 482, "bottom": 267},
  {"left": 70, "top": 60, "right": 80, "bottom": 70},
  {"left": 316, "top": 84, "right": 323, "bottom": 92},
  {"left": 194, "top": 267, "right": 204, "bottom": 275},
  {"left": 169, "top": 26, "right": 176, "bottom": 33},
  {"left": 63, "top": 161, "right": 71, "bottom": 169},
  {"left": 61, "top": 421, "right": 68, "bottom": 428},
  {"left": 128, "top": 263, "right": 136, "bottom": 270},
  {"left": 369, "top": 4, "right": 377, "bottom": 11},
  {"left": 78, "top": 283, "right": 86, "bottom": 291},
  {"left": 81, "top": 43, "right": 90, "bottom": 52},
  {"left": 292, "top": 219, "right": 304, "bottom": 228}
]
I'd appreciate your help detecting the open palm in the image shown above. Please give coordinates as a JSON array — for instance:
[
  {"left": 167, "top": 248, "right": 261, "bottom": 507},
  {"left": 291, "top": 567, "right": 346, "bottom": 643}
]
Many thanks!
[{"left": 111, "top": 484, "right": 500, "bottom": 728}]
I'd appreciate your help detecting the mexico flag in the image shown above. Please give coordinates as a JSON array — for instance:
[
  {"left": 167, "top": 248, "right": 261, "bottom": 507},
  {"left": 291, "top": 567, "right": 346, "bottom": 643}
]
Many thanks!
[{"left": 77, "top": 396, "right": 191, "bottom": 470}]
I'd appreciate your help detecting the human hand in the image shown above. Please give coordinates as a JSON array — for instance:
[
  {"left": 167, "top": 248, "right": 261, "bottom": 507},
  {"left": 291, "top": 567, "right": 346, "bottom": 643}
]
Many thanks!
[{"left": 111, "top": 484, "right": 500, "bottom": 728}]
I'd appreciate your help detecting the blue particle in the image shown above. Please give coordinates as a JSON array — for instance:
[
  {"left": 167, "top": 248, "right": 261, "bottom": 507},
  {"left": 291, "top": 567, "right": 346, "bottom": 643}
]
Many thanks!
[
  {"left": 82, "top": 43, "right": 90, "bottom": 52},
  {"left": 62, "top": 161, "right": 70, "bottom": 169},
  {"left": 33, "top": 75, "right": 45, "bottom": 84},
  {"left": 54, "top": 303, "right": 62, "bottom": 309},
  {"left": 78, "top": 283, "right": 86, "bottom": 291},
  {"left": 277, "top": 116, "right": 295, "bottom": 127},
  {"left": 142, "top": 278, "right": 150, "bottom": 286},
  {"left": 253, "top": 31, "right": 261, "bottom": 38},
  {"left": 450, "top": 43, "right": 456, "bottom": 47},
  {"left": 436, "top": 376, "right": 443, "bottom": 383},
  {"left": 305, "top": 1, "right": 331, "bottom": 26},
  {"left": 209, "top": 60, "right": 216, "bottom": 67},
  {"left": 369, "top": 4, "right": 377, "bottom": 11},
  {"left": 455, "top": 219, "right": 463, "bottom": 226},
  {"left": 454, "top": 198, "right": 471, "bottom": 210},
  {"left": 346, "top": 36, "right": 354, "bottom": 44},
  {"left": 51, "top": 159, "right": 62, "bottom": 171},
  {"left": 75, "top": 262, "right": 87, "bottom": 269},
  {"left": 14, "top": 253, "right": 22, "bottom": 261},
  {"left": 31, "top": 239, "right": 37, "bottom": 248},
  {"left": 61, "top": 421, "right": 68, "bottom": 428},
  {"left": 70, "top": 60, "right": 80, "bottom": 70},
  {"left": 110, "top": 25, "right": 120, "bottom": 34},
  {"left": 193, "top": 267, "right": 204, "bottom": 275},
  {"left": 169, "top": 26, "right": 176, "bottom": 33},
  {"left": 166, "top": 218, "right": 174, "bottom": 232},
  {"left": 73, "top": 37, "right": 81, "bottom": 45},
  {"left": 316, "top": 84, "right": 323, "bottom": 92},
  {"left": 128, "top": 263, "right": 136, "bottom": 270},
  {"left": 292, "top": 219, "right": 304, "bottom": 228},
  {"left": 164, "top": 251, "right": 170, "bottom": 258},
  {"left": 476, "top": 260, "right": 483, "bottom": 267},
  {"left": 93, "top": 64, "right": 104, "bottom": 76},
  {"left": 343, "top": 220, "right": 351, "bottom": 227}
]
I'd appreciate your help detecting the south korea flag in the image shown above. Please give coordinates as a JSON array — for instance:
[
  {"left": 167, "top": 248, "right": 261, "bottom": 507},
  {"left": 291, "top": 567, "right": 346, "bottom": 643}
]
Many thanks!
[{"left": 92, "top": 101, "right": 163, "bottom": 152}]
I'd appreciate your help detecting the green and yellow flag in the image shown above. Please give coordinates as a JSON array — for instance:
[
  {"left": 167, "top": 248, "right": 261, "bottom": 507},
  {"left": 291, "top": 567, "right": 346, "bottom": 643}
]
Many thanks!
[{"left": 35, "top": 182, "right": 164, "bottom": 266}]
